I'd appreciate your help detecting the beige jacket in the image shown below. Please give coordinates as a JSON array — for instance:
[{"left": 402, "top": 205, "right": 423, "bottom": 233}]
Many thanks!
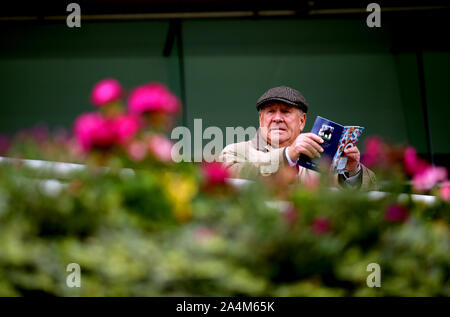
[{"left": 218, "top": 132, "right": 377, "bottom": 190}]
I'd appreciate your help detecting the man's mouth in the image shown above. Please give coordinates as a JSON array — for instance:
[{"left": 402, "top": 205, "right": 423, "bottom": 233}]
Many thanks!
[{"left": 270, "top": 127, "right": 287, "bottom": 132}]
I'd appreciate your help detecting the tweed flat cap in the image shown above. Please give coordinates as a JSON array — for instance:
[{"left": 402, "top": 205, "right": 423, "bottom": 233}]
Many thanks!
[{"left": 256, "top": 86, "right": 308, "bottom": 113}]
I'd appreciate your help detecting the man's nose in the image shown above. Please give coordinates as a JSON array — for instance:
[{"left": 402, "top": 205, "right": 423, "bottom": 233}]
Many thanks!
[{"left": 272, "top": 111, "right": 284, "bottom": 122}]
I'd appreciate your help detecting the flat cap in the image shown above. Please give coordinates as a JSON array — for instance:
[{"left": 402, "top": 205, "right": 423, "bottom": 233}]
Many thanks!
[{"left": 256, "top": 86, "right": 308, "bottom": 113}]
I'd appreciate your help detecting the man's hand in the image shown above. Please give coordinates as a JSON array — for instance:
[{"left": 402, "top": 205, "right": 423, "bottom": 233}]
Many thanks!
[
  {"left": 343, "top": 146, "right": 360, "bottom": 173},
  {"left": 287, "top": 133, "right": 324, "bottom": 162}
]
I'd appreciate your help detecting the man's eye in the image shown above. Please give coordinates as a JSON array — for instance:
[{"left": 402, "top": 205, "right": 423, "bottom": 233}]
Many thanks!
[{"left": 268, "top": 110, "right": 274, "bottom": 113}]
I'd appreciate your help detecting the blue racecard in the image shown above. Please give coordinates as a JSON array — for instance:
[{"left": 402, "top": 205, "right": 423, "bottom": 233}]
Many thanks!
[{"left": 297, "top": 116, "right": 345, "bottom": 171}]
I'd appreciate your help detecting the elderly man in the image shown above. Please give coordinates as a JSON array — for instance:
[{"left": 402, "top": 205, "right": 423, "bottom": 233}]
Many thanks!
[{"left": 219, "top": 86, "right": 377, "bottom": 190}]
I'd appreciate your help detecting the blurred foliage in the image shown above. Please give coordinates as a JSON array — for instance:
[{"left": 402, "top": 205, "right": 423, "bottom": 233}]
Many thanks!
[
  {"left": 0, "top": 80, "right": 448, "bottom": 296},
  {"left": 0, "top": 157, "right": 448, "bottom": 296}
]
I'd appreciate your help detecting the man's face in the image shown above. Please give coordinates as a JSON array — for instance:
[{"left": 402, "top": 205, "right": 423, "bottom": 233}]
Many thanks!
[{"left": 258, "top": 103, "right": 306, "bottom": 148}]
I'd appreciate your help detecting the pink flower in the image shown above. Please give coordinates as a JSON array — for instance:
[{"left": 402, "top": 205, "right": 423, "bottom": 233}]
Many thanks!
[
  {"left": 148, "top": 134, "right": 173, "bottom": 162},
  {"left": 90, "top": 78, "right": 123, "bottom": 107},
  {"left": 127, "top": 83, "right": 180, "bottom": 115},
  {"left": 304, "top": 174, "right": 320, "bottom": 190},
  {"left": 0, "top": 134, "right": 10, "bottom": 155},
  {"left": 114, "top": 114, "right": 141, "bottom": 145},
  {"left": 311, "top": 216, "right": 330, "bottom": 235},
  {"left": 194, "top": 227, "right": 214, "bottom": 243},
  {"left": 404, "top": 147, "right": 429, "bottom": 176},
  {"left": 362, "top": 136, "right": 384, "bottom": 167},
  {"left": 413, "top": 166, "right": 448, "bottom": 192},
  {"left": 202, "top": 162, "right": 230, "bottom": 186},
  {"left": 127, "top": 141, "right": 147, "bottom": 162},
  {"left": 73, "top": 113, "right": 115, "bottom": 151},
  {"left": 31, "top": 124, "right": 48, "bottom": 143},
  {"left": 161, "top": 93, "right": 180, "bottom": 114},
  {"left": 68, "top": 137, "right": 84, "bottom": 159},
  {"left": 54, "top": 128, "right": 71, "bottom": 144},
  {"left": 440, "top": 182, "right": 450, "bottom": 202},
  {"left": 385, "top": 204, "right": 409, "bottom": 223},
  {"left": 283, "top": 205, "right": 299, "bottom": 225}
]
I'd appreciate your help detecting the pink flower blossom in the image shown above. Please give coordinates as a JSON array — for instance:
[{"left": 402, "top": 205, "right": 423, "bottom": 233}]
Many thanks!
[
  {"left": 440, "top": 182, "right": 450, "bottom": 202},
  {"left": 362, "top": 136, "right": 384, "bottom": 167},
  {"left": 0, "top": 134, "right": 10, "bottom": 155},
  {"left": 68, "top": 137, "right": 84, "bottom": 159},
  {"left": 31, "top": 124, "right": 49, "bottom": 143},
  {"left": 114, "top": 114, "right": 141, "bottom": 145},
  {"left": 162, "top": 93, "right": 180, "bottom": 114},
  {"left": 202, "top": 162, "right": 230, "bottom": 186},
  {"left": 53, "top": 128, "right": 71, "bottom": 144},
  {"left": 148, "top": 134, "right": 173, "bottom": 162},
  {"left": 194, "top": 227, "right": 214, "bottom": 243},
  {"left": 90, "top": 78, "right": 123, "bottom": 107},
  {"left": 283, "top": 205, "right": 299, "bottom": 225},
  {"left": 73, "top": 113, "right": 116, "bottom": 151},
  {"left": 304, "top": 174, "right": 320, "bottom": 190},
  {"left": 127, "top": 83, "right": 180, "bottom": 115},
  {"left": 311, "top": 216, "right": 330, "bottom": 235},
  {"left": 413, "top": 166, "right": 448, "bottom": 192},
  {"left": 404, "top": 146, "right": 429, "bottom": 176},
  {"left": 127, "top": 141, "right": 147, "bottom": 162},
  {"left": 385, "top": 204, "right": 409, "bottom": 223}
]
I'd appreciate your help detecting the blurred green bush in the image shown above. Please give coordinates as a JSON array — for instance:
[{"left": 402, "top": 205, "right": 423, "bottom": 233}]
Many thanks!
[
  {"left": 0, "top": 79, "right": 448, "bottom": 296},
  {"left": 0, "top": 160, "right": 448, "bottom": 296}
]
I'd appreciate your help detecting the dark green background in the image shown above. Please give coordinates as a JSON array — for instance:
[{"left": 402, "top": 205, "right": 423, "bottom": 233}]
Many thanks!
[{"left": 1, "top": 17, "right": 449, "bottom": 162}]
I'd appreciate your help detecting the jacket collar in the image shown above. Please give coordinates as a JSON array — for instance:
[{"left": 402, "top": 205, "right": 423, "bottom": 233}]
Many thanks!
[{"left": 251, "top": 129, "right": 273, "bottom": 152}]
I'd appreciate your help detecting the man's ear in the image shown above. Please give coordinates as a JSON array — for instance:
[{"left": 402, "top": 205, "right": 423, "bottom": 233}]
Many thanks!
[
  {"left": 299, "top": 112, "right": 306, "bottom": 132},
  {"left": 258, "top": 110, "right": 263, "bottom": 127}
]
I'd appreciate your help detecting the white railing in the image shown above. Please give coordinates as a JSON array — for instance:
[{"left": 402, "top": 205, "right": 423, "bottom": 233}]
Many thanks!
[
  {"left": 1, "top": 156, "right": 438, "bottom": 207},
  {"left": 226, "top": 177, "right": 438, "bottom": 208},
  {"left": 0, "top": 156, "right": 135, "bottom": 178}
]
